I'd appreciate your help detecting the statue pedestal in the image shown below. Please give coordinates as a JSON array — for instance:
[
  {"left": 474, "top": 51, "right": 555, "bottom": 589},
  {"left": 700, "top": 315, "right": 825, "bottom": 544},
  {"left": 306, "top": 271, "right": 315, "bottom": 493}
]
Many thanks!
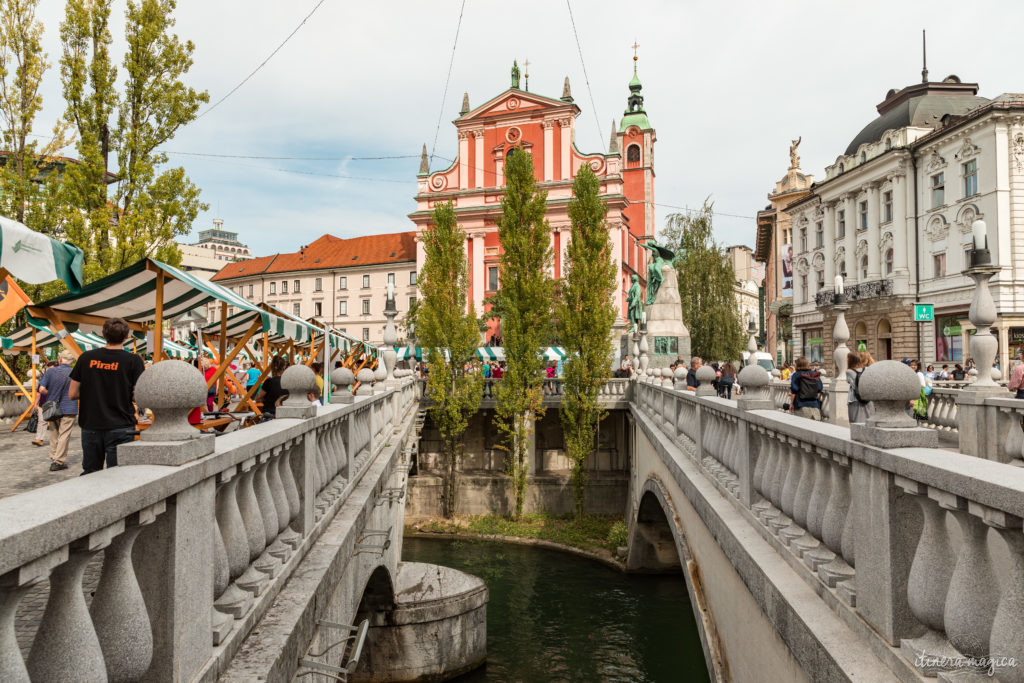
[{"left": 644, "top": 264, "right": 691, "bottom": 369}]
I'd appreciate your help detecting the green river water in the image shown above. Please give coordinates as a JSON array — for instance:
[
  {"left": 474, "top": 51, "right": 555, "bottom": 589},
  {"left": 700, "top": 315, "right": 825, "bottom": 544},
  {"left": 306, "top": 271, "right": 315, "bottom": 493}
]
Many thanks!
[{"left": 402, "top": 536, "right": 710, "bottom": 682}]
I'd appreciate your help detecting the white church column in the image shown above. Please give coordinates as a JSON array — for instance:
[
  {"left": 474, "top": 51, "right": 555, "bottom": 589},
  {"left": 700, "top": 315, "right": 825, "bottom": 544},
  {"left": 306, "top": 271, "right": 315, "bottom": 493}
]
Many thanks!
[
  {"left": 543, "top": 121, "right": 554, "bottom": 182},
  {"left": 471, "top": 232, "right": 485, "bottom": 315},
  {"left": 458, "top": 131, "right": 470, "bottom": 190},
  {"left": 474, "top": 129, "right": 485, "bottom": 188},
  {"left": 559, "top": 117, "right": 572, "bottom": 180}
]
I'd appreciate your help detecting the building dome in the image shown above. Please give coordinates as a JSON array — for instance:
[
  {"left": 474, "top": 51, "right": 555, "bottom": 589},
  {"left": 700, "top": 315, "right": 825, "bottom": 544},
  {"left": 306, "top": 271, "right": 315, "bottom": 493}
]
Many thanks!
[{"left": 844, "top": 78, "right": 989, "bottom": 156}]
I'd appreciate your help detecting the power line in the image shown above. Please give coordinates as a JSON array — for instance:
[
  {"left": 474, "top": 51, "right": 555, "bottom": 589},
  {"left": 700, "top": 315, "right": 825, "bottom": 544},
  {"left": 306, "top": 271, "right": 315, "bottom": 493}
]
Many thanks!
[
  {"left": 429, "top": 0, "right": 467, "bottom": 164},
  {"left": 196, "top": 0, "right": 331, "bottom": 119},
  {"left": 653, "top": 202, "right": 754, "bottom": 221},
  {"left": 565, "top": 0, "right": 603, "bottom": 146},
  {"left": 165, "top": 151, "right": 419, "bottom": 161}
]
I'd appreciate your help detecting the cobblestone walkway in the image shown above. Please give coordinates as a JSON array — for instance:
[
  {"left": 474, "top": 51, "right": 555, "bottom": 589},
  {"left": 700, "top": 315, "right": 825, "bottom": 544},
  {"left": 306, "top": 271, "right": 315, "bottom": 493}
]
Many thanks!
[{"left": 0, "top": 421, "right": 84, "bottom": 498}]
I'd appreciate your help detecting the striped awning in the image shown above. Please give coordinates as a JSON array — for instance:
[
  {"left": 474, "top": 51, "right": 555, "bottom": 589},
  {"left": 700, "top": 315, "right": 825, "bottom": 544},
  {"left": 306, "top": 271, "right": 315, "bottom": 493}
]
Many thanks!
[
  {"left": 396, "top": 347, "right": 422, "bottom": 361},
  {"left": 201, "top": 308, "right": 314, "bottom": 346},
  {"left": 3, "top": 318, "right": 118, "bottom": 354},
  {"left": 31, "top": 258, "right": 314, "bottom": 344},
  {"left": 474, "top": 347, "right": 505, "bottom": 361},
  {"left": 136, "top": 337, "right": 198, "bottom": 360},
  {"left": 542, "top": 347, "right": 567, "bottom": 361}
]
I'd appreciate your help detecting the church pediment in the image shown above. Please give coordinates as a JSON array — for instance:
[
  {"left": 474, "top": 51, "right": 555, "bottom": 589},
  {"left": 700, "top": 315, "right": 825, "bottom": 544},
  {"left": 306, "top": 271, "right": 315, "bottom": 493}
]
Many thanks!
[{"left": 458, "top": 89, "right": 578, "bottom": 122}]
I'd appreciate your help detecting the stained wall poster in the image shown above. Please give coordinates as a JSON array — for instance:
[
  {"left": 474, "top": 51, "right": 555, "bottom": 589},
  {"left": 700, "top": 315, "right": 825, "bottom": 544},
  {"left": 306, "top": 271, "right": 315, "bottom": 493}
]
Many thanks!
[{"left": 781, "top": 243, "right": 793, "bottom": 298}]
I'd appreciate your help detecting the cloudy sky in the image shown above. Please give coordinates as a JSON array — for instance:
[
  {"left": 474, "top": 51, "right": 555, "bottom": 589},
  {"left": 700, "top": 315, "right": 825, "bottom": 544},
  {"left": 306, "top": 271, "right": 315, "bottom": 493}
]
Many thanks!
[{"left": 26, "top": 0, "right": 1024, "bottom": 256}]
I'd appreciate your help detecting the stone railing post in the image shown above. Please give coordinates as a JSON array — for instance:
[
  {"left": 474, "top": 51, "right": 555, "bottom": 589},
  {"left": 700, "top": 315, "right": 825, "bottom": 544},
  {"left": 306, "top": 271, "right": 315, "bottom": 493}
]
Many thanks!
[
  {"left": 119, "top": 360, "right": 214, "bottom": 465},
  {"left": 329, "top": 366, "right": 355, "bottom": 404},
  {"left": 278, "top": 365, "right": 317, "bottom": 419},
  {"left": 957, "top": 252, "right": 1003, "bottom": 458},
  {"left": 850, "top": 360, "right": 937, "bottom": 448},
  {"left": 736, "top": 363, "right": 772, "bottom": 507},
  {"left": 830, "top": 296, "right": 852, "bottom": 427},
  {"left": 695, "top": 365, "right": 717, "bottom": 398}
]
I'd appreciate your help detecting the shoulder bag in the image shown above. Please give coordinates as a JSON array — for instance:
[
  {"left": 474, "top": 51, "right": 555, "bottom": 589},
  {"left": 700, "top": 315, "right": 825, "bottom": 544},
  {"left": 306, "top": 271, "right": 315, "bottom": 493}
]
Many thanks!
[{"left": 41, "top": 371, "right": 70, "bottom": 422}]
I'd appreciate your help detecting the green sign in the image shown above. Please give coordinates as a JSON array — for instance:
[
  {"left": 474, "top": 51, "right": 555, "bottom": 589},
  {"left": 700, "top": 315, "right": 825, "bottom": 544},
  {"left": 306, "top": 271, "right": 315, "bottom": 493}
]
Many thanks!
[
  {"left": 914, "top": 303, "right": 934, "bottom": 322},
  {"left": 943, "top": 325, "right": 962, "bottom": 337}
]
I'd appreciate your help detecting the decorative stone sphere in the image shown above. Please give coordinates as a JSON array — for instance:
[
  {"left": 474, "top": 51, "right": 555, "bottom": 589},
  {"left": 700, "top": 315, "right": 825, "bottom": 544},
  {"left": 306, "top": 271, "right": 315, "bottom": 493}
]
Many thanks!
[
  {"left": 737, "top": 363, "right": 769, "bottom": 390},
  {"left": 771, "top": 368, "right": 781, "bottom": 378},
  {"left": 281, "top": 364, "right": 317, "bottom": 406},
  {"left": 673, "top": 366, "right": 687, "bottom": 382},
  {"left": 356, "top": 368, "right": 375, "bottom": 395},
  {"left": 696, "top": 365, "right": 717, "bottom": 384},
  {"left": 373, "top": 364, "right": 387, "bottom": 382},
  {"left": 857, "top": 360, "right": 921, "bottom": 403},
  {"left": 135, "top": 360, "right": 206, "bottom": 441},
  {"left": 330, "top": 366, "right": 354, "bottom": 389}
]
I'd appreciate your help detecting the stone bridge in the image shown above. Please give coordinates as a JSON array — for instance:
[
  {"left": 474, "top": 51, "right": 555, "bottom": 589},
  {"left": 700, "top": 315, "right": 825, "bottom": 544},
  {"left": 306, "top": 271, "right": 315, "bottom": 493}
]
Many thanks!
[
  {"left": 0, "top": 364, "right": 486, "bottom": 683},
  {"left": 5, "top": 356, "right": 1024, "bottom": 681}
]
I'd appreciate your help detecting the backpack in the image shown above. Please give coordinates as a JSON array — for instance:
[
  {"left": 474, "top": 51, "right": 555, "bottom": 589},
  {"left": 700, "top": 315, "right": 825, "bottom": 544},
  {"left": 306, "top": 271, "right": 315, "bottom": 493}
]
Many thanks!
[
  {"left": 852, "top": 369, "right": 866, "bottom": 404},
  {"left": 796, "top": 373, "right": 820, "bottom": 403}
]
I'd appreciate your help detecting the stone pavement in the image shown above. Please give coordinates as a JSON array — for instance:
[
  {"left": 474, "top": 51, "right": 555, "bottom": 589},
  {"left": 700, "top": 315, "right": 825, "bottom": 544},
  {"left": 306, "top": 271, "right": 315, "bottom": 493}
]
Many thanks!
[{"left": 0, "top": 420, "right": 84, "bottom": 498}]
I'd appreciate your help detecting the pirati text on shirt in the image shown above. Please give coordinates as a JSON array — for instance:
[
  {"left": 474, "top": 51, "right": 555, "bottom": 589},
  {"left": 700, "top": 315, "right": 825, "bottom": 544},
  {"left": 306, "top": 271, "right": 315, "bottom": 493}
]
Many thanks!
[{"left": 68, "top": 318, "right": 145, "bottom": 474}]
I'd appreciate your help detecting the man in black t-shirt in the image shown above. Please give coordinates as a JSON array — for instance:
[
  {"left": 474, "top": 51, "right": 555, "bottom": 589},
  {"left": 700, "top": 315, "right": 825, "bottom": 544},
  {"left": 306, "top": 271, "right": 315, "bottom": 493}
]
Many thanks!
[{"left": 69, "top": 318, "right": 145, "bottom": 474}]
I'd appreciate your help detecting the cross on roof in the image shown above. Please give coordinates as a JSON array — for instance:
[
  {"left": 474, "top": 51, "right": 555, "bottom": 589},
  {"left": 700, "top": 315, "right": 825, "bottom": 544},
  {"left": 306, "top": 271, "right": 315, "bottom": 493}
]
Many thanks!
[{"left": 632, "top": 40, "right": 640, "bottom": 61}]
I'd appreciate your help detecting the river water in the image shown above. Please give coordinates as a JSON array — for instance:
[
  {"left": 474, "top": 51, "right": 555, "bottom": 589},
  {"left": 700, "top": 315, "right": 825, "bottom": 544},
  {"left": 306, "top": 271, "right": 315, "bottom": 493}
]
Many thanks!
[{"left": 402, "top": 537, "right": 709, "bottom": 682}]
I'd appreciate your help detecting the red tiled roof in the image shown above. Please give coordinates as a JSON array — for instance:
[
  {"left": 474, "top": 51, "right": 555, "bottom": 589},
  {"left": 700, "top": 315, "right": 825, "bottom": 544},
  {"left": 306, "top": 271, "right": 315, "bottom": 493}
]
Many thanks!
[{"left": 211, "top": 232, "right": 416, "bottom": 282}]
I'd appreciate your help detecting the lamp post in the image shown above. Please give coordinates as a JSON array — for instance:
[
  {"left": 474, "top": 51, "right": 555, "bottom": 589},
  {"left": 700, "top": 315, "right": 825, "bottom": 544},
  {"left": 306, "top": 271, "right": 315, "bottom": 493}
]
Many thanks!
[
  {"left": 382, "top": 281, "right": 398, "bottom": 382},
  {"left": 829, "top": 275, "right": 851, "bottom": 427},
  {"left": 956, "top": 220, "right": 1004, "bottom": 458}
]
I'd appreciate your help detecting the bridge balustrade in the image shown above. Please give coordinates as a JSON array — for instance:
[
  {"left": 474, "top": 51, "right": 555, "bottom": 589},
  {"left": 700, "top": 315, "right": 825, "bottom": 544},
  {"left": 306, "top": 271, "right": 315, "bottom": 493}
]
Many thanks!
[
  {"left": 632, "top": 377, "right": 1024, "bottom": 678},
  {"left": 0, "top": 375, "right": 417, "bottom": 683}
]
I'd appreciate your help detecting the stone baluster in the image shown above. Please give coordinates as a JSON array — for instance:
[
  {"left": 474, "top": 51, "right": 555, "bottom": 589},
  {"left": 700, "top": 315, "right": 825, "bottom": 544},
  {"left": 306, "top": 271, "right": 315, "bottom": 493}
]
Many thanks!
[
  {"left": 235, "top": 459, "right": 269, "bottom": 595},
  {"left": 27, "top": 522, "right": 123, "bottom": 681},
  {"left": 944, "top": 504, "right": 1001, "bottom": 658},
  {"left": 790, "top": 445, "right": 818, "bottom": 556},
  {"left": 818, "top": 458, "right": 855, "bottom": 586},
  {"left": 754, "top": 437, "right": 780, "bottom": 524},
  {"left": 265, "top": 447, "right": 293, "bottom": 553},
  {"left": 213, "top": 469, "right": 253, "bottom": 618},
  {"left": 313, "top": 427, "right": 329, "bottom": 496},
  {"left": 279, "top": 442, "right": 303, "bottom": 544},
  {"left": 990, "top": 525, "right": 1024, "bottom": 681},
  {"left": 1005, "top": 407, "right": 1024, "bottom": 462},
  {"left": 90, "top": 505, "right": 165, "bottom": 682},
  {"left": 0, "top": 549, "right": 66, "bottom": 682},
  {"left": 767, "top": 437, "right": 788, "bottom": 513},
  {"left": 210, "top": 502, "right": 234, "bottom": 644},
  {"left": 252, "top": 455, "right": 284, "bottom": 578},
  {"left": 804, "top": 454, "right": 837, "bottom": 571}
]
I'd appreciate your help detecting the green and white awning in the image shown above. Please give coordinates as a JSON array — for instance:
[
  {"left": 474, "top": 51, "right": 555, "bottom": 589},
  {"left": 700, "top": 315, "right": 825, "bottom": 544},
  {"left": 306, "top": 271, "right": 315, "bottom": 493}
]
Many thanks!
[
  {"left": 474, "top": 346, "right": 504, "bottom": 361},
  {"left": 542, "top": 347, "right": 567, "bottom": 361},
  {"left": 3, "top": 317, "right": 114, "bottom": 354},
  {"left": 0, "top": 215, "right": 84, "bottom": 292}
]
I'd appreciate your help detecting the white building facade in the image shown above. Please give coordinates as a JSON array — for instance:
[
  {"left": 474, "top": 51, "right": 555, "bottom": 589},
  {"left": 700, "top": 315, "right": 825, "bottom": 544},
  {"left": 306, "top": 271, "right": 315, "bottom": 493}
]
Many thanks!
[{"left": 786, "top": 77, "right": 1024, "bottom": 370}]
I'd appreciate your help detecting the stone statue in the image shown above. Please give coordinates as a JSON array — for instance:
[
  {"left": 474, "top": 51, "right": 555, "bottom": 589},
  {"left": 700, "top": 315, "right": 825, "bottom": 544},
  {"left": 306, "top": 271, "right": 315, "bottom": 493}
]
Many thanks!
[
  {"left": 640, "top": 240, "right": 675, "bottom": 305},
  {"left": 626, "top": 274, "right": 642, "bottom": 332},
  {"left": 511, "top": 60, "right": 521, "bottom": 89},
  {"left": 789, "top": 136, "right": 802, "bottom": 169}
]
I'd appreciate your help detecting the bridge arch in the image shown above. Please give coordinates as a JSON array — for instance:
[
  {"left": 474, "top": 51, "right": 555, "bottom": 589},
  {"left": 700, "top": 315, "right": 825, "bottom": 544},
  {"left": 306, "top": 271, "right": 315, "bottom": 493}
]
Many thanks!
[
  {"left": 627, "top": 475, "right": 690, "bottom": 573},
  {"left": 355, "top": 564, "right": 397, "bottom": 623}
]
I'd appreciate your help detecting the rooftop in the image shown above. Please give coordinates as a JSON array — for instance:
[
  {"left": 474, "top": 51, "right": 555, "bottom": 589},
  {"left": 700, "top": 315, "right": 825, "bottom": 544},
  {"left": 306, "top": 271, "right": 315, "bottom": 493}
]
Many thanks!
[{"left": 211, "top": 231, "right": 416, "bottom": 281}]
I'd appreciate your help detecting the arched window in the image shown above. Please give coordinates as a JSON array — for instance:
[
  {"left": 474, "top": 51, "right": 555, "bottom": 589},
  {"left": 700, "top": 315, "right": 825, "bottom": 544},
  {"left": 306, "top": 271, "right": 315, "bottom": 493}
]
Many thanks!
[
  {"left": 885, "top": 137, "right": 892, "bottom": 151},
  {"left": 626, "top": 144, "right": 641, "bottom": 167},
  {"left": 860, "top": 152, "right": 867, "bottom": 163},
  {"left": 860, "top": 255, "right": 868, "bottom": 280},
  {"left": 815, "top": 268, "right": 825, "bottom": 292},
  {"left": 855, "top": 321, "right": 869, "bottom": 354},
  {"left": 884, "top": 248, "right": 893, "bottom": 275},
  {"left": 838, "top": 162, "right": 845, "bottom": 173},
  {"left": 877, "top": 318, "right": 892, "bottom": 360}
]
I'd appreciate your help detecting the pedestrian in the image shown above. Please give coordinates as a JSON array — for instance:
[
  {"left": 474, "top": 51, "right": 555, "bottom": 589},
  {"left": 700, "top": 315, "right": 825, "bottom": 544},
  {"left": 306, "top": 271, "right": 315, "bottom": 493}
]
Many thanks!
[
  {"left": 788, "top": 356, "right": 824, "bottom": 420},
  {"left": 686, "top": 356, "right": 703, "bottom": 392},
  {"left": 925, "top": 364, "right": 937, "bottom": 381},
  {"left": 939, "top": 364, "right": 950, "bottom": 381},
  {"left": 245, "top": 361, "right": 262, "bottom": 389},
  {"left": 909, "top": 359, "right": 931, "bottom": 419},
  {"left": 719, "top": 362, "right": 736, "bottom": 399},
  {"left": 68, "top": 318, "right": 145, "bottom": 474},
  {"left": 256, "top": 356, "right": 289, "bottom": 419},
  {"left": 846, "top": 351, "right": 872, "bottom": 424},
  {"left": 951, "top": 363, "right": 966, "bottom": 381},
  {"left": 1008, "top": 358, "right": 1024, "bottom": 399},
  {"left": 38, "top": 350, "right": 78, "bottom": 471},
  {"left": 29, "top": 361, "right": 56, "bottom": 447}
]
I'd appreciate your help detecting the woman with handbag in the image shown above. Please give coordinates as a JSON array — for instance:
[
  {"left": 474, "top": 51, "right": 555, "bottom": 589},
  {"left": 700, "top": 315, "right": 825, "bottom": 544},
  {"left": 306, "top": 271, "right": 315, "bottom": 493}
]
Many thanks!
[{"left": 37, "top": 351, "right": 78, "bottom": 471}]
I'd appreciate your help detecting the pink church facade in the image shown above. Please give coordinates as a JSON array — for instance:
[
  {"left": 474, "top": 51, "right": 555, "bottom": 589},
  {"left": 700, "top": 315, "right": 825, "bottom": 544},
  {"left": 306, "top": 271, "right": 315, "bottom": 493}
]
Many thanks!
[{"left": 409, "top": 61, "right": 657, "bottom": 337}]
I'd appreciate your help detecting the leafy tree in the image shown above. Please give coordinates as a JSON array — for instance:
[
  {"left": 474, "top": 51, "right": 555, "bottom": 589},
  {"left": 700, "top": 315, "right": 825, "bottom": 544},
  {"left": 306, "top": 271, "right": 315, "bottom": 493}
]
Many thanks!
[
  {"left": 59, "top": 0, "right": 207, "bottom": 279},
  {"left": 493, "top": 149, "right": 554, "bottom": 520},
  {"left": 665, "top": 200, "right": 744, "bottom": 361},
  {"left": 417, "top": 201, "right": 482, "bottom": 518},
  {"left": 558, "top": 164, "right": 616, "bottom": 519}
]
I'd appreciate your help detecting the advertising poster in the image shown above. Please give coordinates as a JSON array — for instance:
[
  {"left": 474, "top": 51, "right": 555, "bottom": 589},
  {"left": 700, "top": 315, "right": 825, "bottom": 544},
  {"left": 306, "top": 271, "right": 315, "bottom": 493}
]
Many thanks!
[{"left": 781, "top": 243, "right": 793, "bottom": 298}]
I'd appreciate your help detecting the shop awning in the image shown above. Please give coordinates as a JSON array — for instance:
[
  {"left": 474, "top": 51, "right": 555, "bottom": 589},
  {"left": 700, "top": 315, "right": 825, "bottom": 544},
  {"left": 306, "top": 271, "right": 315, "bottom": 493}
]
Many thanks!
[{"left": 542, "top": 347, "right": 567, "bottom": 361}]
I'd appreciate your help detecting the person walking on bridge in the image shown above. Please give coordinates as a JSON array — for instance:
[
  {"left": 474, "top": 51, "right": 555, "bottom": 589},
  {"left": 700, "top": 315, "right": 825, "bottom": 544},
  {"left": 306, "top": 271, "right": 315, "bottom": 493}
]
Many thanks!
[
  {"left": 38, "top": 351, "right": 78, "bottom": 471},
  {"left": 68, "top": 318, "right": 145, "bottom": 474},
  {"left": 788, "top": 356, "right": 823, "bottom": 420}
]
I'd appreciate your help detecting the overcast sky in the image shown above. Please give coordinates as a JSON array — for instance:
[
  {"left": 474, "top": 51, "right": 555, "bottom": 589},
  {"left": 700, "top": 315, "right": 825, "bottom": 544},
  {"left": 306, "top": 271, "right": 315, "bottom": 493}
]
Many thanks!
[{"left": 26, "top": 0, "right": 1024, "bottom": 256}]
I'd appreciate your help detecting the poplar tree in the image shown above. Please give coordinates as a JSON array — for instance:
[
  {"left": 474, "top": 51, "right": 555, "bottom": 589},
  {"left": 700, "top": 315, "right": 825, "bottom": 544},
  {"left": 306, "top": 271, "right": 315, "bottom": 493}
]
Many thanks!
[
  {"left": 417, "top": 201, "right": 483, "bottom": 518},
  {"left": 558, "top": 165, "right": 616, "bottom": 519},
  {"left": 493, "top": 149, "right": 554, "bottom": 520},
  {"left": 0, "top": 0, "right": 74, "bottom": 303},
  {"left": 665, "top": 201, "right": 745, "bottom": 361},
  {"left": 60, "top": 0, "right": 207, "bottom": 278}
]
